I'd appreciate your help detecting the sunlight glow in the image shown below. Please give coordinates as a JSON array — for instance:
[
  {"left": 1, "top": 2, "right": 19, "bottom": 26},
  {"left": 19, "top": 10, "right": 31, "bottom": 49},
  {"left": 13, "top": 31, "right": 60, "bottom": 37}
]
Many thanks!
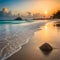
[{"left": 44, "top": 10, "right": 48, "bottom": 15}]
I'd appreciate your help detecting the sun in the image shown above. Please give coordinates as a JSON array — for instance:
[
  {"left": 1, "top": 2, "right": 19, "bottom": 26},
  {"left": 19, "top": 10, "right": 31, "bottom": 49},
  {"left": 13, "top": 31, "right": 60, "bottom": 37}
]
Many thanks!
[{"left": 44, "top": 10, "right": 48, "bottom": 15}]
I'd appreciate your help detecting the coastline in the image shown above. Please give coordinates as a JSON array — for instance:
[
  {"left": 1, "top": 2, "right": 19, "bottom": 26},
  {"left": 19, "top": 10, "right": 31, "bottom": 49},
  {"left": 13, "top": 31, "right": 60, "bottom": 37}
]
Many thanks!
[
  {"left": 6, "top": 20, "right": 48, "bottom": 60},
  {"left": 6, "top": 20, "right": 58, "bottom": 60},
  {"left": 0, "top": 20, "right": 48, "bottom": 60},
  {"left": 6, "top": 36, "right": 36, "bottom": 60}
]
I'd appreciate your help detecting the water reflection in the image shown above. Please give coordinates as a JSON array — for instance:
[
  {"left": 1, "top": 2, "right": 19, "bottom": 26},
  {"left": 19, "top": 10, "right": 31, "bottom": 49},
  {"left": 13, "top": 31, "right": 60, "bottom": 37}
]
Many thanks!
[
  {"left": 33, "top": 21, "right": 60, "bottom": 60},
  {"left": 35, "top": 21, "right": 60, "bottom": 47}
]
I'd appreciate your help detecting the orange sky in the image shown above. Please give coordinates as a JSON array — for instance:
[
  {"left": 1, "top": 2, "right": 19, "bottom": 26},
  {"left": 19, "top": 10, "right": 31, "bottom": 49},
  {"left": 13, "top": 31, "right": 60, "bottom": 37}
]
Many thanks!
[
  {"left": 30, "top": 0, "right": 60, "bottom": 16},
  {"left": 0, "top": 0, "right": 60, "bottom": 16}
]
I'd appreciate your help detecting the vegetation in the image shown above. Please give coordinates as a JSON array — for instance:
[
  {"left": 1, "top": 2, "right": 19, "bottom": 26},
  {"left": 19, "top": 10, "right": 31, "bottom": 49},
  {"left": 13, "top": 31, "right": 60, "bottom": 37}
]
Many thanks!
[{"left": 52, "top": 10, "right": 60, "bottom": 19}]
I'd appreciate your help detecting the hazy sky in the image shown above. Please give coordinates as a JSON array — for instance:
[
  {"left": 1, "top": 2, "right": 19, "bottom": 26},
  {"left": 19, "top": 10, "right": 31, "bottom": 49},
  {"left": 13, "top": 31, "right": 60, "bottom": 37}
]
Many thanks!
[{"left": 0, "top": 0, "right": 60, "bottom": 15}]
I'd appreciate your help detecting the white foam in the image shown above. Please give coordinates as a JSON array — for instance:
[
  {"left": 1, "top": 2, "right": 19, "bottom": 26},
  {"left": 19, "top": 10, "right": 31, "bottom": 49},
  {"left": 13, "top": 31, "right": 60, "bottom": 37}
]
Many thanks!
[{"left": 0, "top": 20, "right": 48, "bottom": 60}]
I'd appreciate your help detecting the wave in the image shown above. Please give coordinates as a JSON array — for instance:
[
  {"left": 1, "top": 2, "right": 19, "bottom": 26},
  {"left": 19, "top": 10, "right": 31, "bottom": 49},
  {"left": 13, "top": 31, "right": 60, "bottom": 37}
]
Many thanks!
[{"left": 0, "top": 20, "right": 47, "bottom": 60}]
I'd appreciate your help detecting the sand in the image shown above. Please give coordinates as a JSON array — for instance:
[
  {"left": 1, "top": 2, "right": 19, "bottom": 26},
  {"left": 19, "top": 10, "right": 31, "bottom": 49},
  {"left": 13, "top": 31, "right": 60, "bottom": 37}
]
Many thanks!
[{"left": 0, "top": 20, "right": 48, "bottom": 60}]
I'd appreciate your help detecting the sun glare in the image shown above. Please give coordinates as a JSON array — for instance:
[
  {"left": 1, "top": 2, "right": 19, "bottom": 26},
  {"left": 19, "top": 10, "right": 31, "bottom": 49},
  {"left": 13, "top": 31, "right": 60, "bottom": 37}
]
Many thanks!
[{"left": 44, "top": 10, "right": 48, "bottom": 15}]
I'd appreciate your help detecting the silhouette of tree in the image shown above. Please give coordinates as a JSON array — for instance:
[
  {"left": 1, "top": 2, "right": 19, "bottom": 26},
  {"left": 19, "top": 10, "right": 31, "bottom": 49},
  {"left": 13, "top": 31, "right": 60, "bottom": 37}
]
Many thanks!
[{"left": 52, "top": 10, "right": 60, "bottom": 19}]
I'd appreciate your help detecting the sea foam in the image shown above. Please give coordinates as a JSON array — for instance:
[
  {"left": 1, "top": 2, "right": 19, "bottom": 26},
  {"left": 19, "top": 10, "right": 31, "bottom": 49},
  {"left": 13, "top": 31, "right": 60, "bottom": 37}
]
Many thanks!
[{"left": 0, "top": 20, "right": 47, "bottom": 60}]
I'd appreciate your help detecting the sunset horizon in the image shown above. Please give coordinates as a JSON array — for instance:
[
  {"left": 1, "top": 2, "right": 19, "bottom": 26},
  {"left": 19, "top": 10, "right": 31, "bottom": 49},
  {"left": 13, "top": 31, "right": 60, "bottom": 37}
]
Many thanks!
[
  {"left": 0, "top": 0, "right": 60, "bottom": 60},
  {"left": 0, "top": 0, "right": 60, "bottom": 17}
]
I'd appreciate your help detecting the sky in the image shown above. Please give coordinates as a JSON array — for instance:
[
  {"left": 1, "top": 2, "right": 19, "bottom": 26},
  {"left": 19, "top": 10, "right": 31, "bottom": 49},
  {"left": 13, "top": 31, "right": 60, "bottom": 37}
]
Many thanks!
[{"left": 0, "top": 0, "right": 60, "bottom": 15}]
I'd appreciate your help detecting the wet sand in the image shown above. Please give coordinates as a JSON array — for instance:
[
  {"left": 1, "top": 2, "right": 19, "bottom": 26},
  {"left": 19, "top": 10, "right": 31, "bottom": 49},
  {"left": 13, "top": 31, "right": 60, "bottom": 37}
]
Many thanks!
[
  {"left": 6, "top": 34, "right": 44, "bottom": 60},
  {"left": 6, "top": 32, "right": 52, "bottom": 60},
  {"left": 0, "top": 20, "right": 48, "bottom": 60},
  {"left": 6, "top": 36, "right": 37, "bottom": 60},
  {"left": 7, "top": 20, "right": 60, "bottom": 60}
]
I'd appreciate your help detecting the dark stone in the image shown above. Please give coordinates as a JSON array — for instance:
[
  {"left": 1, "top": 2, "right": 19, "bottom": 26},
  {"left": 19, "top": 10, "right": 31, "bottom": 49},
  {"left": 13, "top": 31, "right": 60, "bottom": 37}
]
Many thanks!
[
  {"left": 54, "top": 22, "right": 60, "bottom": 27},
  {"left": 40, "top": 43, "right": 53, "bottom": 51},
  {"left": 40, "top": 43, "right": 53, "bottom": 55},
  {"left": 55, "top": 23, "right": 60, "bottom": 27},
  {"left": 15, "top": 17, "right": 22, "bottom": 20}
]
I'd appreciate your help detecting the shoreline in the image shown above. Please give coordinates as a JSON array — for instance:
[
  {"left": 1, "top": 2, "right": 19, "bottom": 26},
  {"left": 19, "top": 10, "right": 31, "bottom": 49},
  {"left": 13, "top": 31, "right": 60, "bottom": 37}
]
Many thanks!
[
  {"left": 6, "top": 37, "right": 34, "bottom": 60},
  {"left": 0, "top": 20, "right": 48, "bottom": 60},
  {"left": 6, "top": 20, "right": 60, "bottom": 60}
]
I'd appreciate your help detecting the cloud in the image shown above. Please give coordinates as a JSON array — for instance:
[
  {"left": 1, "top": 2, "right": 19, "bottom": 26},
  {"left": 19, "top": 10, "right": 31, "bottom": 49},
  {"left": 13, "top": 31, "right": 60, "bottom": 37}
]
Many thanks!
[
  {"left": 2, "top": 7, "right": 8, "bottom": 13},
  {"left": 0, "top": 8, "right": 16, "bottom": 20}
]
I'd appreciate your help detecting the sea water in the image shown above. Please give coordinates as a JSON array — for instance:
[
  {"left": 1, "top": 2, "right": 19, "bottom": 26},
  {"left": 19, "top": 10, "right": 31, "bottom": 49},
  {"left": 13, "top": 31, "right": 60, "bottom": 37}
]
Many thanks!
[
  {"left": 0, "top": 20, "right": 29, "bottom": 60},
  {"left": 0, "top": 20, "right": 46, "bottom": 60},
  {"left": 0, "top": 20, "right": 27, "bottom": 24}
]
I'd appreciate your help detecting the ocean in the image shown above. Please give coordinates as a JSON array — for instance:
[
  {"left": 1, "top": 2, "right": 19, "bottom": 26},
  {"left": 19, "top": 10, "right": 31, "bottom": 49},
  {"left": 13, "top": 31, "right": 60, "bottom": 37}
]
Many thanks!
[{"left": 0, "top": 20, "right": 47, "bottom": 60}]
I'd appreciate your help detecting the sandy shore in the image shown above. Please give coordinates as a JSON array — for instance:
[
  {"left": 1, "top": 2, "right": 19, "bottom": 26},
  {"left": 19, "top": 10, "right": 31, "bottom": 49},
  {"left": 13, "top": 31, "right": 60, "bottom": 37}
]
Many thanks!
[
  {"left": 6, "top": 20, "right": 60, "bottom": 60},
  {"left": 5, "top": 20, "right": 48, "bottom": 60},
  {"left": 6, "top": 36, "right": 39, "bottom": 60},
  {"left": 0, "top": 20, "right": 48, "bottom": 60}
]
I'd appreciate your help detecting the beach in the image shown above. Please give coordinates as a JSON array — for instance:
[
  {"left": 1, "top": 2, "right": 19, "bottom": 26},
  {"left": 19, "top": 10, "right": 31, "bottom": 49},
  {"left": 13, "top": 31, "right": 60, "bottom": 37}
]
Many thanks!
[
  {"left": 6, "top": 36, "right": 46, "bottom": 60},
  {"left": 6, "top": 20, "right": 60, "bottom": 60},
  {"left": 0, "top": 20, "right": 47, "bottom": 60},
  {"left": 0, "top": 0, "right": 60, "bottom": 60}
]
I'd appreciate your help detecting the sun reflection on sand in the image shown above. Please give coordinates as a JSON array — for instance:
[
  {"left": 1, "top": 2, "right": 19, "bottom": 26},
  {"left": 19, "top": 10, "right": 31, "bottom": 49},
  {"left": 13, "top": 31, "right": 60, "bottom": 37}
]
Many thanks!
[{"left": 34, "top": 21, "right": 59, "bottom": 47}]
